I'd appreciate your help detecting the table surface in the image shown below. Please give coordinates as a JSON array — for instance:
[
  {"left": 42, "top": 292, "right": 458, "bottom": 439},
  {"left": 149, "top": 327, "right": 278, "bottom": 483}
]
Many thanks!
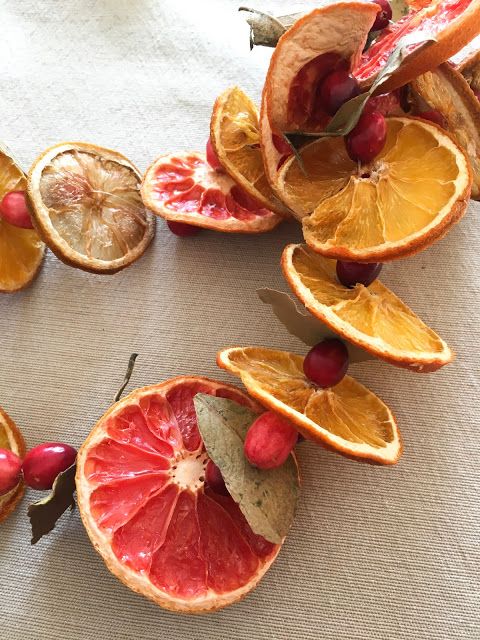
[{"left": 0, "top": 1, "right": 479, "bottom": 639}]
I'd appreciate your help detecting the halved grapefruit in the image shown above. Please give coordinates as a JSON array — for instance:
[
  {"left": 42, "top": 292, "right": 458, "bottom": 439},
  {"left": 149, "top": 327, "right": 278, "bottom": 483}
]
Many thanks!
[
  {"left": 141, "top": 152, "right": 282, "bottom": 233},
  {"left": 0, "top": 407, "right": 26, "bottom": 523},
  {"left": 355, "top": 0, "right": 480, "bottom": 91},
  {"left": 76, "top": 377, "right": 284, "bottom": 613}
]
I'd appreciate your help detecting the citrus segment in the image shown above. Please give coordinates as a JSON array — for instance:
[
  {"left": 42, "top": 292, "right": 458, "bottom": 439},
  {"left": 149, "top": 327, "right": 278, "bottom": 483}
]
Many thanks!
[
  {"left": 0, "top": 407, "right": 27, "bottom": 523},
  {"left": 282, "top": 244, "right": 453, "bottom": 372},
  {"left": 27, "top": 142, "right": 155, "bottom": 274},
  {"left": 356, "top": 0, "right": 480, "bottom": 91},
  {"left": 210, "top": 87, "right": 289, "bottom": 216},
  {"left": 141, "top": 152, "right": 281, "bottom": 233},
  {"left": 217, "top": 347, "right": 401, "bottom": 465},
  {"left": 76, "top": 377, "right": 282, "bottom": 613},
  {"left": 278, "top": 117, "right": 471, "bottom": 261},
  {"left": 0, "top": 149, "right": 44, "bottom": 292}
]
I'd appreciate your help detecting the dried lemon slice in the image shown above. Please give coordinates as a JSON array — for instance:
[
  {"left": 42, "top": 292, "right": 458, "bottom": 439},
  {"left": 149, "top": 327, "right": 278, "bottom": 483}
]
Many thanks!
[
  {"left": 278, "top": 118, "right": 472, "bottom": 262},
  {"left": 0, "top": 407, "right": 26, "bottom": 523},
  {"left": 218, "top": 347, "right": 401, "bottom": 465},
  {"left": 0, "top": 146, "right": 44, "bottom": 292},
  {"left": 282, "top": 244, "right": 453, "bottom": 372},
  {"left": 28, "top": 143, "right": 155, "bottom": 274}
]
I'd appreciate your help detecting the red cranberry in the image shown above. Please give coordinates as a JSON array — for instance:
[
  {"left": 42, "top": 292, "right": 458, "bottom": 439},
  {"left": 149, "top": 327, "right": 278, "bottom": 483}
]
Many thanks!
[
  {"left": 244, "top": 412, "right": 298, "bottom": 470},
  {"left": 272, "top": 133, "right": 292, "bottom": 156},
  {"left": 0, "top": 191, "right": 34, "bottom": 229},
  {"left": 417, "top": 110, "right": 446, "bottom": 128},
  {"left": 206, "top": 138, "right": 224, "bottom": 172},
  {"left": 22, "top": 443, "right": 77, "bottom": 490},
  {"left": 345, "top": 110, "right": 387, "bottom": 164},
  {"left": 0, "top": 449, "right": 23, "bottom": 496},
  {"left": 336, "top": 261, "right": 383, "bottom": 287},
  {"left": 205, "top": 460, "right": 229, "bottom": 495},
  {"left": 318, "top": 70, "right": 360, "bottom": 116},
  {"left": 371, "top": 0, "right": 392, "bottom": 31},
  {"left": 303, "top": 339, "right": 349, "bottom": 388},
  {"left": 167, "top": 220, "right": 201, "bottom": 237}
]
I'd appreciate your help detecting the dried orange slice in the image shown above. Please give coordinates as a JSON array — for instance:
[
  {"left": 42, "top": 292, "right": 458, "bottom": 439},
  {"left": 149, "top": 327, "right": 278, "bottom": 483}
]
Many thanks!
[
  {"left": 0, "top": 147, "right": 44, "bottom": 292},
  {"left": 141, "top": 152, "right": 281, "bottom": 233},
  {"left": 264, "top": 3, "right": 378, "bottom": 133},
  {"left": 0, "top": 407, "right": 26, "bottom": 523},
  {"left": 278, "top": 117, "right": 471, "bottom": 262},
  {"left": 218, "top": 347, "right": 401, "bottom": 465},
  {"left": 27, "top": 143, "right": 155, "bottom": 274},
  {"left": 210, "top": 87, "right": 289, "bottom": 217},
  {"left": 76, "top": 377, "right": 283, "bottom": 613},
  {"left": 282, "top": 244, "right": 453, "bottom": 372},
  {"left": 356, "top": 0, "right": 480, "bottom": 91}
]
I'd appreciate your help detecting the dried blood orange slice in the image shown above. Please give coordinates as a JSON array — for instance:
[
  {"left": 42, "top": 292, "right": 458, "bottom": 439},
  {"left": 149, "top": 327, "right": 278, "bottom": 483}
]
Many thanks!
[
  {"left": 355, "top": 0, "right": 480, "bottom": 91},
  {"left": 141, "top": 152, "right": 281, "bottom": 233},
  {"left": 0, "top": 147, "right": 44, "bottom": 293},
  {"left": 218, "top": 347, "right": 401, "bottom": 465},
  {"left": 76, "top": 377, "right": 282, "bottom": 613},
  {"left": 0, "top": 407, "right": 26, "bottom": 523},
  {"left": 27, "top": 143, "right": 155, "bottom": 274},
  {"left": 264, "top": 3, "right": 378, "bottom": 133}
]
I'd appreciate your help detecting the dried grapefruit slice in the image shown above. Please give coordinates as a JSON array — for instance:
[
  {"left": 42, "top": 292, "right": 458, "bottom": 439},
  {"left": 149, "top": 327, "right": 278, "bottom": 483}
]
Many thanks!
[
  {"left": 355, "top": 0, "right": 480, "bottom": 91},
  {"left": 278, "top": 117, "right": 471, "bottom": 262},
  {"left": 217, "top": 347, "right": 401, "bottom": 465},
  {"left": 141, "top": 152, "right": 281, "bottom": 233},
  {"left": 0, "top": 147, "right": 44, "bottom": 292},
  {"left": 264, "top": 3, "right": 378, "bottom": 133},
  {"left": 27, "top": 143, "right": 155, "bottom": 274},
  {"left": 282, "top": 244, "right": 453, "bottom": 372},
  {"left": 210, "top": 87, "right": 290, "bottom": 217},
  {"left": 76, "top": 377, "right": 282, "bottom": 613},
  {"left": 0, "top": 407, "right": 26, "bottom": 523}
]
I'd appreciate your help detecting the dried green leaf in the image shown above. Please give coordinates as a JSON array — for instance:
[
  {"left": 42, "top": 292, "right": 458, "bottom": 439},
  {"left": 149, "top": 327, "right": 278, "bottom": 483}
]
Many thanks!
[
  {"left": 286, "top": 32, "right": 437, "bottom": 141},
  {"left": 239, "top": 7, "right": 302, "bottom": 48},
  {"left": 27, "top": 463, "right": 77, "bottom": 545},
  {"left": 258, "top": 288, "right": 374, "bottom": 363},
  {"left": 194, "top": 394, "right": 299, "bottom": 544}
]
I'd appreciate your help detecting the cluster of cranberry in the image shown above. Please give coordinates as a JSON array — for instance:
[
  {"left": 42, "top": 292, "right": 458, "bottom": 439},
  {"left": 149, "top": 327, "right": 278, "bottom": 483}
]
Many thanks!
[{"left": 0, "top": 442, "right": 76, "bottom": 497}]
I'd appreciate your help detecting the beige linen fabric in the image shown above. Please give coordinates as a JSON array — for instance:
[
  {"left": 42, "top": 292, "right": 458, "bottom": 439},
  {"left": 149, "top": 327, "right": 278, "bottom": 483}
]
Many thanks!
[{"left": 0, "top": 1, "right": 479, "bottom": 638}]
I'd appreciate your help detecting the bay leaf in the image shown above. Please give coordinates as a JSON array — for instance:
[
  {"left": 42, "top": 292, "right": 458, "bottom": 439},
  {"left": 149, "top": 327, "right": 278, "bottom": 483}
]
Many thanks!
[
  {"left": 239, "top": 7, "right": 302, "bottom": 49},
  {"left": 258, "top": 287, "right": 374, "bottom": 363},
  {"left": 27, "top": 462, "right": 77, "bottom": 545},
  {"left": 194, "top": 394, "right": 300, "bottom": 544}
]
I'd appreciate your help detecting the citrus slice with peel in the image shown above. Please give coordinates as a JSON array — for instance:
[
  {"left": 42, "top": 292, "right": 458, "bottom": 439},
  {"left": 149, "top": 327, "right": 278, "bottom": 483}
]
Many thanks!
[
  {"left": 0, "top": 147, "right": 44, "bottom": 292},
  {"left": 76, "top": 377, "right": 282, "bottom": 613},
  {"left": 0, "top": 407, "right": 26, "bottom": 523},
  {"left": 141, "top": 152, "right": 281, "bottom": 233},
  {"left": 217, "top": 347, "right": 401, "bottom": 465},
  {"left": 355, "top": 0, "right": 480, "bottom": 91},
  {"left": 411, "top": 62, "right": 480, "bottom": 198},
  {"left": 264, "top": 3, "right": 378, "bottom": 133},
  {"left": 27, "top": 143, "right": 155, "bottom": 274},
  {"left": 210, "top": 87, "right": 289, "bottom": 217},
  {"left": 278, "top": 117, "right": 471, "bottom": 262},
  {"left": 282, "top": 244, "right": 453, "bottom": 372}
]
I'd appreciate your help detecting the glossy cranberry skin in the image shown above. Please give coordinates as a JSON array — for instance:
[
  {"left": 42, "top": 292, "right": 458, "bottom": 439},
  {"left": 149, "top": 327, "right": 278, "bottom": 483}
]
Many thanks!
[
  {"left": 0, "top": 449, "right": 23, "bottom": 496},
  {"left": 167, "top": 220, "right": 201, "bottom": 237},
  {"left": 318, "top": 70, "right": 360, "bottom": 116},
  {"left": 244, "top": 412, "right": 298, "bottom": 470},
  {"left": 206, "top": 138, "right": 224, "bottom": 172},
  {"left": 303, "top": 339, "right": 349, "bottom": 389},
  {"left": 417, "top": 110, "right": 446, "bottom": 128},
  {"left": 0, "top": 191, "right": 34, "bottom": 229},
  {"left": 345, "top": 110, "right": 387, "bottom": 164},
  {"left": 205, "top": 460, "right": 229, "bottom": 495},
  {"left": 371, "top": 0, "right": 392, "bottom": 31},
  {"left": 22, "top": 443, "right": 77, "bottom": 490},
  {"left": 336, "top": 261, "right": 383, "bottom": 287}
]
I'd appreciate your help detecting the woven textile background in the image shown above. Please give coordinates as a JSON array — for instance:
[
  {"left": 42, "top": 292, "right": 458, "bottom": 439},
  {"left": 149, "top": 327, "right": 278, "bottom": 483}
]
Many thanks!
[{"left": 0, "top": 1, "right": 479, "bottom": 638}]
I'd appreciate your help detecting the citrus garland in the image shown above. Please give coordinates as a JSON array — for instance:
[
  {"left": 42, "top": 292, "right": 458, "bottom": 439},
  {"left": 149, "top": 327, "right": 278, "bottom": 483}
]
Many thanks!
[{"left": 1, "top": 0, "right": 480, "bottom": 615}]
